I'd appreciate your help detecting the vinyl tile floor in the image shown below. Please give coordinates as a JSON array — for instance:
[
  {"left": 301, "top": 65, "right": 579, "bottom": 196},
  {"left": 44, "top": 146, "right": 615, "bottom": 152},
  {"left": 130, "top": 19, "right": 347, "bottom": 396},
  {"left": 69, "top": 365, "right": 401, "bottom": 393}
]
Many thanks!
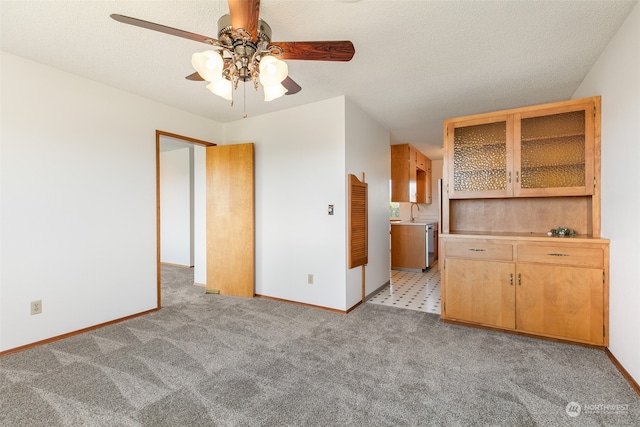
[{"left": 367, "top": 266, "right": 441, "bottom": 315}]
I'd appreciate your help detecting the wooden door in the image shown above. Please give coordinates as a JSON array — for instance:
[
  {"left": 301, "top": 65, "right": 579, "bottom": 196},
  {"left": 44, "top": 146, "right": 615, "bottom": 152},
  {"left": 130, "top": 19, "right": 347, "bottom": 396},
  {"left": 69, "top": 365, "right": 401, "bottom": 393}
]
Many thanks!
[
  {"left": 348, "top": 174, "right": 368, "bottom": 269},
  {"left": 444, "top": 258, "right": 515, "bottom": 328},
  {"left": 206, "top": 143, "right": 255, "bottom": 297},
  {"left": 516, "top": 263, "right": 604, "bottom": 344}
]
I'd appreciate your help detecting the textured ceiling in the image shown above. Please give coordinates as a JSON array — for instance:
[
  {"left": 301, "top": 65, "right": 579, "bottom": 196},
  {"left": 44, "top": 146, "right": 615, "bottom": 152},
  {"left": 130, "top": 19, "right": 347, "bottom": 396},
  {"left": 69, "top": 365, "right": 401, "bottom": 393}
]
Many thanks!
[{"left": 1, "top": 0, "right": 637, "bottom": 159}]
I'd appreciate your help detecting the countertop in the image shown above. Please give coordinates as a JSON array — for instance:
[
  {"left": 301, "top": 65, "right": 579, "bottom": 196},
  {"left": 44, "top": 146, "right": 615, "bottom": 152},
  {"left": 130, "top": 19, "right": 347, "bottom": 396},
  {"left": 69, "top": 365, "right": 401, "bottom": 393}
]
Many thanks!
[{"left": 390, "top": 220, "right": 438, "bottom": 226}]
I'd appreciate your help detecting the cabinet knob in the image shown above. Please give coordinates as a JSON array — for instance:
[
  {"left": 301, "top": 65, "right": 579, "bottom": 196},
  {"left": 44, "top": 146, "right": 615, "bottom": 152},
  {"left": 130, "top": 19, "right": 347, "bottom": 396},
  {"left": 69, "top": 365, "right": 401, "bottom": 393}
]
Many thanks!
[
  {"left": 508, "top": 172, "right": 512, "bottom": 183},
  {"left": 518, "top": 273, "right": 521, "bottom": 286},
  {"left": 510, "top": 273, "right": 513, "bottom": 286}
]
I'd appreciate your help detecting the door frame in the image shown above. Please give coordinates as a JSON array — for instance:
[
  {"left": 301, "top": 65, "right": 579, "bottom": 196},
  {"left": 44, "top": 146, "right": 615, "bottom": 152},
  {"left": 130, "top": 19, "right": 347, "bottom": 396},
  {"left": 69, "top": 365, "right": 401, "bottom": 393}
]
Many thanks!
[{"left": 156, "top": 130, "right": 216, "bottom": 308}]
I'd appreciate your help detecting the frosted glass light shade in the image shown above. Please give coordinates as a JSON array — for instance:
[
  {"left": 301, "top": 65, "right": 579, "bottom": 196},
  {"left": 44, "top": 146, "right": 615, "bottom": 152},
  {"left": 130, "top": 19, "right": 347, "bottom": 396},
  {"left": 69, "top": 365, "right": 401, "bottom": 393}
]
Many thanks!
[
  {"left": 263, "top": 83, "right": 287, "bottom": 102},
  {"left": 206, "top": 79, "right": 233, "bottom": 101},
  {"left": 192, "top": 50, "right": 223, "bottom": 82},
  {"left": 259, "top": 56, "right": 288, "bottom": 86}
]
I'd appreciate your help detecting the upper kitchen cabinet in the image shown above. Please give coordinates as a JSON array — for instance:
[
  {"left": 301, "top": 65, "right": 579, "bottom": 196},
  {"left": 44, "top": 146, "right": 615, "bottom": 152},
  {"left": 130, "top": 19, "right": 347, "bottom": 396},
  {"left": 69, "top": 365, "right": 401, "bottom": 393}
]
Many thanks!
[
  {"left": 444, "top": 97, "right": 598, "bottom": 200},
  {"left": 391, "top": 143, "right": 432, "bottom": 203}
]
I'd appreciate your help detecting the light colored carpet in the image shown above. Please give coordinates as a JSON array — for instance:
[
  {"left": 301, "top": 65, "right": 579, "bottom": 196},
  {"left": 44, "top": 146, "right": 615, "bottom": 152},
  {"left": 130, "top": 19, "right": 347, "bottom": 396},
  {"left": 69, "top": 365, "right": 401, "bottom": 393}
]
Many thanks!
[{"left": 0, "top": 264, "right": 638, "bottom": 426}]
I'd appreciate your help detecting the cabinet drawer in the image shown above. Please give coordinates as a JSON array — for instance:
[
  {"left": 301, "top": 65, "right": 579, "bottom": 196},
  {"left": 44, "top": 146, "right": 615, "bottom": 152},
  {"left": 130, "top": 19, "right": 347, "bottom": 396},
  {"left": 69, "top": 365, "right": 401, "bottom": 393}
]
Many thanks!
[
  {"left": 445, "top": 241, "right": 513, "bottom": 261},
  {"left": 517, "top": 245, "right": 603, "bottom": 268}
]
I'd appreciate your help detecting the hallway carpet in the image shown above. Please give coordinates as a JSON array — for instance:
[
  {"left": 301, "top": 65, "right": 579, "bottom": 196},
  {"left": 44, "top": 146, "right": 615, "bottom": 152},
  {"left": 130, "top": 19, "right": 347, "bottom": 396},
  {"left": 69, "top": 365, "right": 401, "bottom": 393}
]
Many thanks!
[{"left": 0, "top": 265, "right": 638, "bottom": 426}]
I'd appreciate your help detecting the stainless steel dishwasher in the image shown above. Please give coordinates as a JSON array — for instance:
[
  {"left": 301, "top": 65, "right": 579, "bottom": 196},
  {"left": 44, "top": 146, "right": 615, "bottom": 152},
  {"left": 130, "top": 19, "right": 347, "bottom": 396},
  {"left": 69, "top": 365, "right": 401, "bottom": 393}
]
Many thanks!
[{"left": 426, "top": 223, "right": 436, "bottom": 268}]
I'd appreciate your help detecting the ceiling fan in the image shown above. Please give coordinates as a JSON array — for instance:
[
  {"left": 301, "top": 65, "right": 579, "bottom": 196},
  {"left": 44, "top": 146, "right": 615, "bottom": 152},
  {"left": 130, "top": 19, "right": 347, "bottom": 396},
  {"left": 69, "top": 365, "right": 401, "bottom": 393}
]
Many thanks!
[{"left": 111, "top": 0, "right": 355, "bottom": 105}]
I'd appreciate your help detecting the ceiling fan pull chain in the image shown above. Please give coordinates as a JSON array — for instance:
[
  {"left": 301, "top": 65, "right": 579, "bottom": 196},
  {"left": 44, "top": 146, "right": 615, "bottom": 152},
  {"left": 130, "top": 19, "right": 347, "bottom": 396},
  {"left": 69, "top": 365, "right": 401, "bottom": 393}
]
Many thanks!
[{"left": 243, "top": 82, "right": 247, "bottom": 118}]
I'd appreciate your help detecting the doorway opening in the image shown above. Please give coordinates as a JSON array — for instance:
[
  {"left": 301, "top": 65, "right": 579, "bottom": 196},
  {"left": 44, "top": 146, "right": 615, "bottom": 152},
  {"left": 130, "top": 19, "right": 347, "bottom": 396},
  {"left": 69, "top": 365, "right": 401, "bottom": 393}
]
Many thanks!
[{"left": 155, "top": 130, "right": 216, "bottom": 308}]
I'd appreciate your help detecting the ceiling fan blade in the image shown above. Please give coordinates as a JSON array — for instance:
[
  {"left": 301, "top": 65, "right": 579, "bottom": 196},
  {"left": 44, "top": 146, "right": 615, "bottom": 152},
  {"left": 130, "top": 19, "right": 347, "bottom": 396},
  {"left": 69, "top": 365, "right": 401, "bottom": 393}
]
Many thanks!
[
  {"left": 282, "top": 76, "right": 302, "bottom": 95},
  {"left": 110, "top": 14, "right": 222, "bottom": 46},
  {"left": 185, "top": 72, "right": 204, "bottom": 81},
  {"left": 227, "top": 0, "right": 261, "bottom": 40},
  {"left": 268, "top": 41, "right": 355, "bottom": 61}
]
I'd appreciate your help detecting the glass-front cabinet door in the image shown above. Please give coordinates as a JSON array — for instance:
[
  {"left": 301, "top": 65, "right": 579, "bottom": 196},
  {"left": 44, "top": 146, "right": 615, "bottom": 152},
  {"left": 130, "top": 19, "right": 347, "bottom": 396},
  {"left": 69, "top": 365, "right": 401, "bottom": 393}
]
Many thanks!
[
  {"left": 446, "top": 115, "right": 514, "bottom": 199},
  {"left": 514, "top": 101, "right": 595, "bottom": 197}
]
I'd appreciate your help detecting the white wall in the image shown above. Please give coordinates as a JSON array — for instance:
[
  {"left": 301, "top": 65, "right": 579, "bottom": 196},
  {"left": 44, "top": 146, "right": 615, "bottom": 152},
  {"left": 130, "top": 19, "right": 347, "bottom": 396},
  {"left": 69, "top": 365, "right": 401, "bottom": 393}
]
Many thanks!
[
  {"left": 224, "top": 97, "right": 348, "bottom": 310},
  {"left": 0, "top": 52, "right": 222, "bottom": 351},
  {"left": 224, "top": 96, "right": 390, "bottom": 311},
  {"left": 572, "top": 2, "right": 640, "bottom": 384},
  {"left": 193, "top": 145, "right": 207, "bottom": 285},
  {"left": 345, "top": 98, "right": 391, "bottom": 308},
  {"left": 160, "top": 147, "right": 193, "bottom": 266}
]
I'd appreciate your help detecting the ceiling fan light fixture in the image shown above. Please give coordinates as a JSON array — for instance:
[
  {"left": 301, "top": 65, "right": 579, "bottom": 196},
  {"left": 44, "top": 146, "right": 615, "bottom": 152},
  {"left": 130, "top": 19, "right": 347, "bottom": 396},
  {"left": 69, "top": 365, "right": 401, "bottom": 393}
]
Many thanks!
[
  {"left": 263, "top": 83, "right": 287, "bottom": 102},
  {"left": 192, "top": 50, "right": 224, "bottom": 82},
  {"left": 258, "top": 55, "right": 288, "bottom": 86},
  {"left": 206, "top": 78, "right": 233, "bottom": 101},
  {"left": 111, "top": 1, "right": 355, "bottom": 112}
]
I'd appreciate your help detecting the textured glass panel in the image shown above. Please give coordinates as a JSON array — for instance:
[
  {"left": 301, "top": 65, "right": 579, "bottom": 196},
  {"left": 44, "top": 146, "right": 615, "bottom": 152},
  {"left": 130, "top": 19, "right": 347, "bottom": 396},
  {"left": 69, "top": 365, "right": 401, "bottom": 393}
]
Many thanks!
[
  {"left": 520, "top": 111, "right": 585, "bottom": 189},
  {"left": 453, "top": 121, "right": 506, "bottom": 192}
]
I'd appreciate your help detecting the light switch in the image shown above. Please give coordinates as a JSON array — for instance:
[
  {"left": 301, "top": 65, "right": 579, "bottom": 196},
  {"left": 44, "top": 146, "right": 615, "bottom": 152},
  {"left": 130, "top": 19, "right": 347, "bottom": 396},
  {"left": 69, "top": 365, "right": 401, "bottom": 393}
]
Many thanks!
[{"left": 328, "top": 205, "right": 334, "bottom": 215}]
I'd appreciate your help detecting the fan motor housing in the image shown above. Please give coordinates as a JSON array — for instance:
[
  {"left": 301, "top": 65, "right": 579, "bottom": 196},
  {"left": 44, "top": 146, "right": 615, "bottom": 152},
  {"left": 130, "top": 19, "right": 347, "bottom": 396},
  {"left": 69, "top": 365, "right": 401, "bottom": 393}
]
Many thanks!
[{"left": 217, "top": 14, "right": 272, "bottom": 43}]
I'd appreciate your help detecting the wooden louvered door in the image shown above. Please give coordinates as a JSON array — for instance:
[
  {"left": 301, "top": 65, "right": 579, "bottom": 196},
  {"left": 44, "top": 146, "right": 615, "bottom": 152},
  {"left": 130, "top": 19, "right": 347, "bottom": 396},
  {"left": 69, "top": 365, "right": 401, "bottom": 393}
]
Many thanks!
[{"left": 348, "top": 174, "right": 368, "bottom": 269}]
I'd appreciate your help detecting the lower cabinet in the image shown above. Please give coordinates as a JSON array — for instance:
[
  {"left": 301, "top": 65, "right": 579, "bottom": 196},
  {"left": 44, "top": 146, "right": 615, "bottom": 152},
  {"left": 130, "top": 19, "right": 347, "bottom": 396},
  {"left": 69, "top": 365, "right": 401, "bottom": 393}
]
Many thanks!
[
  {"left": 441, "top": 236, "right": 609, "bottom": 346},
  {"left": 445, "top": 258, "right": 515, "bottom": 329},
  {"left": 391, "top": 224, "right": 426, "bottom": 270},
  {"left": 516, "top": 263, "right": 605, "bottom": 344}
]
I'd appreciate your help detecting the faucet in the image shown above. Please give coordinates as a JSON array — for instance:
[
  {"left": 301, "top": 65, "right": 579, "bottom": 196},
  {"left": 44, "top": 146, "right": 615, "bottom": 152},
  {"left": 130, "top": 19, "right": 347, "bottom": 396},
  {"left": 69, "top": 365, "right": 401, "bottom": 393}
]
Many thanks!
[{"left": 410, "top": 203, "right": 420, "bottom": 221}]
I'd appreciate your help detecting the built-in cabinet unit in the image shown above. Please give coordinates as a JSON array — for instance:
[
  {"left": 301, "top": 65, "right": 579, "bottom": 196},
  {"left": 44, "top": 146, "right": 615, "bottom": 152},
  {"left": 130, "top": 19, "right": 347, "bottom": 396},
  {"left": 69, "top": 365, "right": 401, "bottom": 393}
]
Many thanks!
[
  {"left": 442, "top": 236, "right": 608, "bottom": 345},
  {"left": 391, "top": 144, "right": 432, "bottom": 203},
  {"left": 440, "top": 97, "right": 609, "bottom": 346}
]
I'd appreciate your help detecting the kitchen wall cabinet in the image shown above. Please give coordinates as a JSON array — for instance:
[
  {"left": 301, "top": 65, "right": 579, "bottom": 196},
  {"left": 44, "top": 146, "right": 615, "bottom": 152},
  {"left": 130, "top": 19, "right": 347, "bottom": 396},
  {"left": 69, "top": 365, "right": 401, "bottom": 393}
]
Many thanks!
[
  {"left": 440, "top": 97, "right": 609, "bottom": 347},
  {"left": 391, "top": 143, "right": 432, "bottom": 203},
  {"left": 441, "top": 236, "right": 609, "bottom": 346}
]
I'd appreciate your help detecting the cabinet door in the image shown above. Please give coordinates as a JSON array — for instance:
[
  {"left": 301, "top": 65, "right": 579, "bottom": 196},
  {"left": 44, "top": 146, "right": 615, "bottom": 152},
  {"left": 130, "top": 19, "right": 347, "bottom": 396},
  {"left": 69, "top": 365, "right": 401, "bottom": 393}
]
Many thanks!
[
  {"left": 390, "top": 144, "right": 417, "bottom": 202},
  {"left": 444, "top": 258, "right": 515, "bottom": 328},
  {"left": 391, "top": 225, "right": 426, "bottom": 270},
  {"left": 516, "top": 263, "right": 604, "bottom": 345},
  {"left": 514, "top": 101, "right": 595, "bottom": 197},
  {"left": 416, "top": 168, "right": 430, "bottom": 204},
  {"left": 446, "top": 115, "right": 514, "bottom": 199},
  {"left": 416, "top": 151, "right": 427, "bottom": 171}
]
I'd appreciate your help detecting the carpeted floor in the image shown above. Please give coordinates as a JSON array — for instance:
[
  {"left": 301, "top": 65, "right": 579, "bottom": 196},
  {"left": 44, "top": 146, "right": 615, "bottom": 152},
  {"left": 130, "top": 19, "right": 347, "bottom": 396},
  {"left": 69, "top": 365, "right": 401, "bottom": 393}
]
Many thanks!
[{"left": 0, "top": 264, "right": 638, "bottom": 426}]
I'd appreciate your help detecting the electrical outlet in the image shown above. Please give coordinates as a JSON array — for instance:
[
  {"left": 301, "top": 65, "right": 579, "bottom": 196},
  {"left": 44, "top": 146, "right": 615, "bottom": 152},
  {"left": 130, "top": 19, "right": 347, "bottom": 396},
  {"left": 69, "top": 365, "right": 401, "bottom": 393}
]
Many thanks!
[
  {"left": 31, "top": 300, "right": 42, "bottom": 315},
  {"left": 307, "top": 274, "right": 314, "bottom": 285}
]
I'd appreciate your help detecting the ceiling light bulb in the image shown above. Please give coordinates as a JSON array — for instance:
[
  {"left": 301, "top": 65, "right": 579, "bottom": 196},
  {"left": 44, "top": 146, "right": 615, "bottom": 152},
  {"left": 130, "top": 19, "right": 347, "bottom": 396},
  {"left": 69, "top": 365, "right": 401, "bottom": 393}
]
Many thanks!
[
  {"left": 205, "top": 58, "right": 219, "bottom": 70},
  {"left": 206, "top": 78, "right": 233, "bottom": 101},
  {"left": 259, "top": 56, "right": 288, "bottom": 86},
  {"left": 192, "top": 50, "right": 223, "bottom": 82},
  {"left": 263, "top": 83, "right": 287, "bottom": 102}
]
